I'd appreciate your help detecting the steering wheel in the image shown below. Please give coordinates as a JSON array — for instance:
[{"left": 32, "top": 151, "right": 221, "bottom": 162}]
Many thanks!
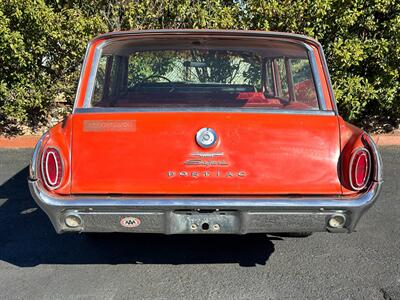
[{"left": 142, "top": 75, "right": 171, "bottom": 83}]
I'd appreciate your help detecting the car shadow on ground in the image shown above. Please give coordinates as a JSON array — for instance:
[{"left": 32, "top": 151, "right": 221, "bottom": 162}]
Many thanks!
[{"left": 0, "top": 167, "right": 285, "bottom": 267}]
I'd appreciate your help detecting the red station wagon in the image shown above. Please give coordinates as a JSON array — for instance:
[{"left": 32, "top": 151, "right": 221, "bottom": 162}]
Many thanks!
[{"left": 28, "top": 30, "right": 383, "bottom": 235}]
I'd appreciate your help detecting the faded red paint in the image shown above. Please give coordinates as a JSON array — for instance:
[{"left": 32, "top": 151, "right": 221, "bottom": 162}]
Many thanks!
[{"left": 70, "top": 112, "right": 342, "bottom": 195}]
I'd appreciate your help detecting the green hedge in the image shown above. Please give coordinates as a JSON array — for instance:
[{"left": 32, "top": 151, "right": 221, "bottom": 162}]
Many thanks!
[{"left": 1, "top": 0, "right": 399, "bottom": 134}]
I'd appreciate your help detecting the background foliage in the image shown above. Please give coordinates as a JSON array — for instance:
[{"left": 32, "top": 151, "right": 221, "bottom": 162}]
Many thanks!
[{"left": 0, "top": 0, "right": 399, "bottom": 134}]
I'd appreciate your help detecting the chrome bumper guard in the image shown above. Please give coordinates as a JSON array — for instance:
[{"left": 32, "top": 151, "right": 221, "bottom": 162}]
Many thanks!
[{"left": 28, "top": 179, "right": 382, "bottom": 234}]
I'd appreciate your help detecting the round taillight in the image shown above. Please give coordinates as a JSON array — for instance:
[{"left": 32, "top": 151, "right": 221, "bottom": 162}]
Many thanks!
[
  {"left": 41, "top": 147, "right": 63, "bottom": 189},
  {"left": 349, "top": 148, "right": 371, "bottom": 190}
]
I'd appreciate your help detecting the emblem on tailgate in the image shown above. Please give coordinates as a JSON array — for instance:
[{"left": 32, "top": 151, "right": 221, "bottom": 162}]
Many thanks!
[
  {"left": 196, "top": 128, "right": 218, "bottom": 148},
  {"left": 184, "top": 152, "right": 228, "bottom": 166},
  {"left": 168, "top": 152, "right": 247, "bottom": 178}
]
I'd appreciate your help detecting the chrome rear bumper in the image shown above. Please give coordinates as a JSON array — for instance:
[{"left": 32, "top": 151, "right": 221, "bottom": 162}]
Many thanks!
[{"left": 28, "top": 179, "right": 382, "bottom": 234}]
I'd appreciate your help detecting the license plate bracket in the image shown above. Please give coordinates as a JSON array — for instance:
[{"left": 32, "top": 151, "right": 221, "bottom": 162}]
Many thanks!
[{"left": 169, "top": 210, "right": 240, "bottom": 234}]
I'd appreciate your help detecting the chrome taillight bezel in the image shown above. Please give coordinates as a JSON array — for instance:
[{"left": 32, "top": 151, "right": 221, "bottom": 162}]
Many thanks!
[
  {"left": 41, "top": 147, "right": 64, "bottom": 190},
  {"left": 29, "top": 133, "right": 48, "bottom": 180},
  {"left": 349, "top": 147, "right": 371, "bottom": 191}
]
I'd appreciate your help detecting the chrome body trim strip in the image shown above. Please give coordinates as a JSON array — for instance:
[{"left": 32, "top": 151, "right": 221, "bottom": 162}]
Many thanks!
[
  {"left": 28, "top": 180, "right": 383, "bottom": 210},
  {"left": 73, "top": 107, "right": 335, "bottom": 115},
  {"left": 364, "top": 133, "right": 383, "bottom": 182}
]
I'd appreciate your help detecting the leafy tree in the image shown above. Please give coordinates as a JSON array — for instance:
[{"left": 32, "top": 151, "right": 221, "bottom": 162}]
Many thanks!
[
  {"left": 243, "top": 0, "right": 400, "bottom": 130},
  {"left": 0, "top": 0, "right": 104, "bottom": 134},
  {"left": 0, "top": 0, "right": 399, "bottom": 134}
]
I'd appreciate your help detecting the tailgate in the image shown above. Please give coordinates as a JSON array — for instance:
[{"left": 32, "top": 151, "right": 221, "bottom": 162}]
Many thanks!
[{"left": 71, "top": 112, "right": 341, "bottom": 195}]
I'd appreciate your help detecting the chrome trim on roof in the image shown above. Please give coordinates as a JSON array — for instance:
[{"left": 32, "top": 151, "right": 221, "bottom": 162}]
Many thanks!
[
  {"left": 73, "top": 107, "right": 336, "bottom": 115},
  {"left": 92, "top": 29, "right": 321, "bottom": 47}
]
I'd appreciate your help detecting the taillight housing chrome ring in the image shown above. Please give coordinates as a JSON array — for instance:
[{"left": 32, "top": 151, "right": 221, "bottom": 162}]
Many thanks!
[
  {"left": 349, "top": 147, "right": 371, "bottom": 191},
  {"left": 41, "top": 147, "right": 64, "bottom": 190}
]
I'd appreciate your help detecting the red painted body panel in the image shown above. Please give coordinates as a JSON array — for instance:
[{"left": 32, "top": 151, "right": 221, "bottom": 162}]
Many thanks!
[{"left": 70, "top": 112, "right": 342, "bottom": 195}]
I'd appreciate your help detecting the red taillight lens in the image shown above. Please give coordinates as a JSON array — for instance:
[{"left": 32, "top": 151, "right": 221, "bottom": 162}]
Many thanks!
[
  {"left": 41, "top": 148, "right": 63, "bottom": 189},
  {"left": 350, "top": 148, "right": 371, "bottom": 190}
]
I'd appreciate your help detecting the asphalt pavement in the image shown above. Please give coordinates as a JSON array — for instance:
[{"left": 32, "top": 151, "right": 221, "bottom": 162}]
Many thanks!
[{"left": 0, "top": 147, "right": 399, "bottom": 299}]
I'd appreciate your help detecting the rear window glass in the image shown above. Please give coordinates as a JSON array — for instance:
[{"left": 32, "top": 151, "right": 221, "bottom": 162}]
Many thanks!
[{"left": 90, "top": 38, "right": 319, "bottom": 110}]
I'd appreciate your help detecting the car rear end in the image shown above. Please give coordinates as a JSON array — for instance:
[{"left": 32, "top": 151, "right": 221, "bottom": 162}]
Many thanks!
[{"left": 28, "top": 30, "right": 382, "bottom": 234}]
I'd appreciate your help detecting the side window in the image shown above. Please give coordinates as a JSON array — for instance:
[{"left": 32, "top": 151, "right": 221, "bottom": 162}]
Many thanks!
[
  {"left": 263, "top": 57, "right": 318, "bottom": 108},
  {"left": 91, "top": 56, "right": 121, "bottom": 106},
  {"left": 264, "top": 60, "right": 274, "bottom": 94},
  {"left": 290, "top": 58, "right": 318, "bottom": 107},
  {"left": 91, "top": 56, "right": 108, "bottom": 105},
  {"left": 275, "top": 58, "right": 288, "bottom": 99}
]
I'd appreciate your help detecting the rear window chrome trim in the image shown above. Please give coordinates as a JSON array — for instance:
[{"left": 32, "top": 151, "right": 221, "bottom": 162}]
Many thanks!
[
  {"left": 319, "top": 46, "right": 338, "bottom": 113},
  {"left": 81, "top": 41, "right": 105, "bottom": 111},
  {"left": 77, "top": 35, "right": 331, "bottom": 113},
  {"left": 73, "top": 107, "right": 335, "bottom": 116},
  {"left": 73, "top": 44, "right": 90, "bottom": 111},
  {"left": 304, "top": 43, "right": 326, "bottom": 110}
]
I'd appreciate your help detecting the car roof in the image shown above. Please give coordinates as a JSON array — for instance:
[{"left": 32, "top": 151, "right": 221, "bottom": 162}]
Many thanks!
[{"left": 91, "top": 29, "right": 321, "bottom": 48}]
